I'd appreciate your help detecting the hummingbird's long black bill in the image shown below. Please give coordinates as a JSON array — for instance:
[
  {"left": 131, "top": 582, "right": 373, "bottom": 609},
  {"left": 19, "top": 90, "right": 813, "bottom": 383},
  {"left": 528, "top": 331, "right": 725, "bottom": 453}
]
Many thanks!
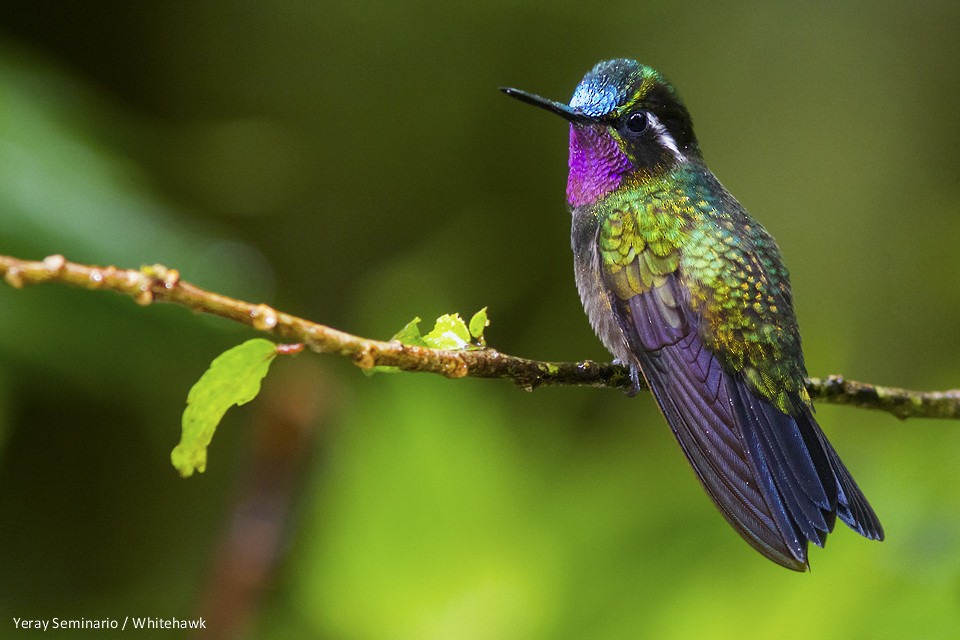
[{"left": 500, "top": 87, "right": 596, "bottom": 125}]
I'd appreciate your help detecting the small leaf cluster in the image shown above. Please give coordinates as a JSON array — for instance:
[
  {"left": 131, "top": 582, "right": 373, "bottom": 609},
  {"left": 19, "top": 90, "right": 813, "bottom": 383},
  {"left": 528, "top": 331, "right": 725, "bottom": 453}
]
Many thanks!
[{"left": 171, "top": 309, "right": 490, "bottom": 477}]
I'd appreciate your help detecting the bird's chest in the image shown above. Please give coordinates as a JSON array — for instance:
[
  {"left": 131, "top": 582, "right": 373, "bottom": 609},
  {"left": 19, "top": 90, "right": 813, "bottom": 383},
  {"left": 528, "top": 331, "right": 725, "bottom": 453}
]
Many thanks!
[
  {"left": 570, "top": 196, "right": 693, "bottom": 361},
  {"left": 570, "top": 206, "right": 636, "bottom": 365}
]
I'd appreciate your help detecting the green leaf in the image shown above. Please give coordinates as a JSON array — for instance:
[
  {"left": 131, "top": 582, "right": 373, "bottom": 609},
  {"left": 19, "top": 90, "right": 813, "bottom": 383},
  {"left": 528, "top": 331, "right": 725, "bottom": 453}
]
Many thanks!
[
  {"left": 468, "top": 307, "right": 489, "bottom": 344},
  {"left": 367, "top": 309, "right": 491, "bottom": 376},
  {"left": 423, "top": 313, "right": 471, "bottom": 349},
  {"left": 364, "top": 317, "right": 426, "bottom": 375},
  {"left": 391, "top": 316, "right": 427, "bottom": 347},
  {"left": 171, "top": 338, "right": 278, "bottom": 478}
]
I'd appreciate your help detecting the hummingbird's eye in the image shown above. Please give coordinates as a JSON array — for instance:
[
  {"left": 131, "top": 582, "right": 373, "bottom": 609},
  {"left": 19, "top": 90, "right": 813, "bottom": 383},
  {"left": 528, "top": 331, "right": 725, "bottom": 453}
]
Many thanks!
[{"left": 624, "top": 111, "right": 650, "bottom": 135}]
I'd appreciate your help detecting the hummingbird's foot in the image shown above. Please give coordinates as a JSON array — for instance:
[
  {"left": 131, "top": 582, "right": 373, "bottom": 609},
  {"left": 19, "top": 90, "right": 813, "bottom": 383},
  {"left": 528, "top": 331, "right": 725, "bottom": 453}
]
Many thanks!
[{"left": 613, "top": 359, "right": 644, "bottom": 397}]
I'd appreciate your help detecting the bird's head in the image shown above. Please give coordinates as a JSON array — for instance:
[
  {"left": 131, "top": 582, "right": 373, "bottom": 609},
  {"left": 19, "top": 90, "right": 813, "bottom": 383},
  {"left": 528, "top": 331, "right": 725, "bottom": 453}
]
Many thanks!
[{"left": 503, "top": 59, "right": 700, "bottom": 207}]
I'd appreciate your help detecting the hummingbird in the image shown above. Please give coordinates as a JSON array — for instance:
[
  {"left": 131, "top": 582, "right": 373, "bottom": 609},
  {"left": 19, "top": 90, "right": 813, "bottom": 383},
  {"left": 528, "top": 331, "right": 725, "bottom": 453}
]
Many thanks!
[{"left": 502, "top": 59, "right": 883, "bottom": 570}]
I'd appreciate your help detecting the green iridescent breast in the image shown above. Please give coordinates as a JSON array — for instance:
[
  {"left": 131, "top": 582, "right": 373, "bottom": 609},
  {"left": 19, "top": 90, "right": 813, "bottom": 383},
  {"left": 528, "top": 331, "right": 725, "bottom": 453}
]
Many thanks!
[{"left": 597, "top": 174, "right": 692, "bottom": 300}]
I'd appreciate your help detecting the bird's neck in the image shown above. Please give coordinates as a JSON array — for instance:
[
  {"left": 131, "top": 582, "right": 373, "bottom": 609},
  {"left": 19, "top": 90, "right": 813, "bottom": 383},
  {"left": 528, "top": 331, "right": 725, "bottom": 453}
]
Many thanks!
[
  {"left": 565, "top": 126, "right": 633, "bottom": 208},
  {"left": 566, "top": 126, "right": 703, "bottom": 208},
  {"left": 570, "top": 161, "right": 722, "bottom": 237}
]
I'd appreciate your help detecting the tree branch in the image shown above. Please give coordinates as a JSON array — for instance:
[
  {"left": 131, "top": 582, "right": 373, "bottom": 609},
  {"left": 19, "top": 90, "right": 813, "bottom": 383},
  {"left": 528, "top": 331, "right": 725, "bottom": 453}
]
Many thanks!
[{"left": 2, "top": 254, "right": 957, "bottom": 420}]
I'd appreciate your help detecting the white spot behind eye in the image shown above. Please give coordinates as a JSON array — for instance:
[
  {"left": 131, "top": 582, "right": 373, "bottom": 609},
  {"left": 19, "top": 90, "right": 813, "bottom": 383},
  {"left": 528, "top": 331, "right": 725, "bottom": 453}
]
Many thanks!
[{"left": 648, "top": 113, "right": 686, "bottom": 163}]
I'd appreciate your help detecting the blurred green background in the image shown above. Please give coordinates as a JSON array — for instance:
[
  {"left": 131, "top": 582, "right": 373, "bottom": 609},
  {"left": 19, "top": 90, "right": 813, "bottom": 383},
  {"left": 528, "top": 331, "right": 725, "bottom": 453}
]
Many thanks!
[{"left": 1, "top": 1, "right": 959, "bottom": 638}]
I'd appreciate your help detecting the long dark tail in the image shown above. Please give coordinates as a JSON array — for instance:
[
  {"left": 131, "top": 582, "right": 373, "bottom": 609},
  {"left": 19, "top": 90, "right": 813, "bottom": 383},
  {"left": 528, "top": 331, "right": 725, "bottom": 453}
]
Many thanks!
[{"left": 638, "top": 335, "right": 883, "bottom": 570}]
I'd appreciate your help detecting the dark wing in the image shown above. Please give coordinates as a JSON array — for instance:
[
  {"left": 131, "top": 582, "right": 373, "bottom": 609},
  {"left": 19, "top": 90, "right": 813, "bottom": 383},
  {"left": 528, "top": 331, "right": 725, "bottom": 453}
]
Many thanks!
[{"left": 615, "top": 274, "right": 883, "bottom": 570}]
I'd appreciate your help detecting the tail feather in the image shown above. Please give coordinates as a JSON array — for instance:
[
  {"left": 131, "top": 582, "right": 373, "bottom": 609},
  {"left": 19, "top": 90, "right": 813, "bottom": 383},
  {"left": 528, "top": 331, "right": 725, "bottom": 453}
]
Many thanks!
[
  {"left": 614, "top": 277, "right": 881, "bottom": 569},
  {"left": 635, "top": 332, "right": 883, "bottom": 570}
]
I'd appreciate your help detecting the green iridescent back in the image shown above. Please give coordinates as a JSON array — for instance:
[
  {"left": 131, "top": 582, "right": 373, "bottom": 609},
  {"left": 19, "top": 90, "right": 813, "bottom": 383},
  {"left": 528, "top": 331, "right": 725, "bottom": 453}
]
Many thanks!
[{"left": 597, "top": 165, "right": 809, "bottom": 414}]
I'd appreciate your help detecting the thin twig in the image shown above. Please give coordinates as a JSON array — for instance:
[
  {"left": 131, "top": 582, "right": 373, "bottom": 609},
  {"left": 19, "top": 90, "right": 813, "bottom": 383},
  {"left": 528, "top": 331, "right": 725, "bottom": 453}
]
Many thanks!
[{"left": 2, "top": 253, "right": 957, "bottom": 420}]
